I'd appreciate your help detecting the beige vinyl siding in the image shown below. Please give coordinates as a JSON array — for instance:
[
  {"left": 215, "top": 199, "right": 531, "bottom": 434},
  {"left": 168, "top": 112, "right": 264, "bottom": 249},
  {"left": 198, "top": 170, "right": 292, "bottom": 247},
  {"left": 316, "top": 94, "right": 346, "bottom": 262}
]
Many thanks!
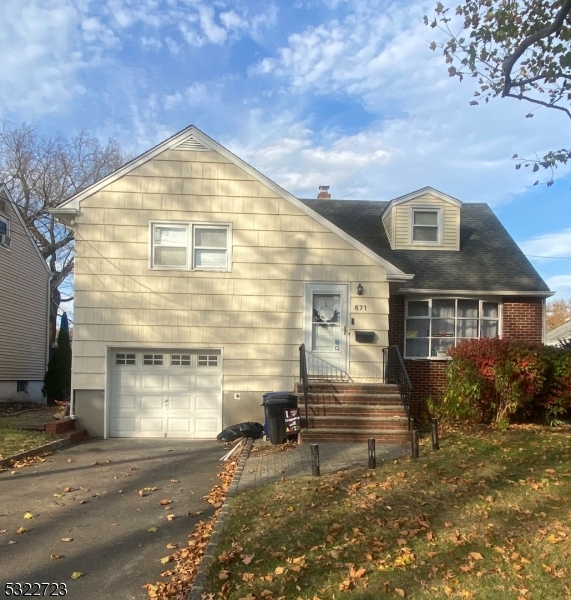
[
  {"left": 393, "top": 193, "right": 460, "bottom": 250},
  {"left": 0, "top": 194, "right": 49, "bottom": 381},
  {"left": 382, "top": 208, "right": 394, "bottom": 249},
  {"left": 72, "top": 147, "right": 390, "bottom": 428}
]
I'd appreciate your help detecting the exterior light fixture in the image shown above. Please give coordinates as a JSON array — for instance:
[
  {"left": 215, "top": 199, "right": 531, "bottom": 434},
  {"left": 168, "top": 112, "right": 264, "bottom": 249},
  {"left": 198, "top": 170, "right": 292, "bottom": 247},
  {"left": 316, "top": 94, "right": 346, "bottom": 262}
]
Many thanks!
[{"left": 357, "top": 283, "right": 364, "bottom": 296}]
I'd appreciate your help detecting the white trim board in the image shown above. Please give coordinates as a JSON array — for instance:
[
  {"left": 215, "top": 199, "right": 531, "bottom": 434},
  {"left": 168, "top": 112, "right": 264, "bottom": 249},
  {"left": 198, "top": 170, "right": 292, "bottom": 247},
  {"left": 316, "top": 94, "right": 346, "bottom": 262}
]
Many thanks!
[
  {"left": 50, "top": 125, "right": 412, "bottom": 281},
  {"left": 399, "top": 288, "right": 554, "bottom": 298}
]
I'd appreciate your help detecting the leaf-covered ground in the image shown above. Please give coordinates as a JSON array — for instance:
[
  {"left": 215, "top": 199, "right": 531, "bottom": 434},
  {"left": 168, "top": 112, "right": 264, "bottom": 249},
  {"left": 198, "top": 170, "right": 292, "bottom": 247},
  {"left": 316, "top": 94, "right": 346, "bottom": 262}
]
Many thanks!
[
  {"left": 203, "top": 426, "right": 571, "bottom": 600},
  {"left": 0, "top": 417, "right": 56, "bottom": 460}
]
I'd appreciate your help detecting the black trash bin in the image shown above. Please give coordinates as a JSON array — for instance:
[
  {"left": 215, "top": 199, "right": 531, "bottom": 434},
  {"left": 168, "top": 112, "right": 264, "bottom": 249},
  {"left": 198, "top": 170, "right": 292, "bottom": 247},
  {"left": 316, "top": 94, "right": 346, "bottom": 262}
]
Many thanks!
[{"left": 262, "top": 392, "right": 298, "bottom": 445}]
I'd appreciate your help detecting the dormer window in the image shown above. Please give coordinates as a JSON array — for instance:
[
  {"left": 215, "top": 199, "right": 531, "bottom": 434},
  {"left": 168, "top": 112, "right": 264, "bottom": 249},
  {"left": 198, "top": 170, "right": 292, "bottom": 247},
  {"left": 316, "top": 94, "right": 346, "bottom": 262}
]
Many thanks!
[{"left": 411, "top": 208, "right": 441, "bottom": 244}]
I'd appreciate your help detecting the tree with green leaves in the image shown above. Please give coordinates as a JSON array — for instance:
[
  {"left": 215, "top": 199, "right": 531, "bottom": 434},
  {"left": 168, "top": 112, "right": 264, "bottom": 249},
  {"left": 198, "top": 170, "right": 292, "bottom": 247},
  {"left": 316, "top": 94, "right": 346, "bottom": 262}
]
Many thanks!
[
  {"left": 43, "top": 312, "right": 72, "bottom": 404},
  {"left": 426, "top": 0, "right": 571, "bottom": 184},
  {"left": 0, "top": 121, "right": 128, "bottom": 345}
]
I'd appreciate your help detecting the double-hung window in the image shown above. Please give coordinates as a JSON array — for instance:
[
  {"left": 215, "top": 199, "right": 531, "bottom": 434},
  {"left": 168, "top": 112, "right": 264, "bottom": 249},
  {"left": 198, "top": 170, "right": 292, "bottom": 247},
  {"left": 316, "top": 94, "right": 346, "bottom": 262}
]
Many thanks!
[
  {"left": 411, "top": 208, "right": 441, "bottom": 244},
  {"left": 405, "top": 298, "right": 499, "bottom": 358},
  {"left": 0, "top": 214, "right": 10, "bottom": 248},
  {"left": 150, "top": 222, "right": 231, "bottom": 271}
]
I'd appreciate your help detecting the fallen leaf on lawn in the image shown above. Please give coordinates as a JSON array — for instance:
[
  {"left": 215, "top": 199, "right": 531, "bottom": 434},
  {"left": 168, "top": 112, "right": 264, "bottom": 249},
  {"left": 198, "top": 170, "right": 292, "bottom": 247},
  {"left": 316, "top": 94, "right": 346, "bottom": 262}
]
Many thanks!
[
  {"left": 70, "top": 572, "right": 83, "bottom": 580},
  {"left": 166, "top": 543, "right": 177, "bottom": 549},
  {"left": 61, "top": 537, "right": 73, "bottom": 542},
  {"left": 241, "top": 554, "right": 254, "bottom": 565},
  {"left": 51, "top": 554, "right": 62, "bottom": 560},
  {"left": 242, "top": 573, "right": 255, "bottom": 582},
  {"left": 469, "top": 552, "right": 484, "bottom": 561},
  {"left": 24, "top": 512, "right": 34, "bottom": 519},
  {"left": 219, "top": 570, "right": 230, "bottom": 580},
  {"left": 395, "top": 589, "right": 406, "bottom": 598},
  {"left": 349, "top": 565, "right": 366, "bottom": 578},
  {"left": 275, "top": 566, "right": 286, "bottom": 575},
  {"left": 148, "top": 527, "right": 158, "bottom": 533},
  {"left": 16, "top": 527, "right": 27, "bottom": 534},
  {"left": 167, "top": 514, "right": 175, "bottom": 521},
  {"left": 160, "top": 555, "right": 173, "bottom": 564}
]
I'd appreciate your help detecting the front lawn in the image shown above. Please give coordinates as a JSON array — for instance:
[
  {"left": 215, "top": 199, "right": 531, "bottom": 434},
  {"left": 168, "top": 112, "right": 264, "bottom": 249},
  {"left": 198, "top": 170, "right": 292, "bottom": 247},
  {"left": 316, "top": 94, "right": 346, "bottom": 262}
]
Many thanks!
[
  {"left": 0, "top": 418, "right": 56, "bottom": 460},
  {"left": 204, "top": 426, "right": 571, "bottom": 600}
]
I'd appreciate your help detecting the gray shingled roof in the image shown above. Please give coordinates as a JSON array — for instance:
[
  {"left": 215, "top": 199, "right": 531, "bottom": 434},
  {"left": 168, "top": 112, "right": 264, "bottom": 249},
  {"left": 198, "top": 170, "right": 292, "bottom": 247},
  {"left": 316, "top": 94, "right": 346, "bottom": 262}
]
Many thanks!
[{"left": 300, "top": 199, "right": 550, "bottom": 293}]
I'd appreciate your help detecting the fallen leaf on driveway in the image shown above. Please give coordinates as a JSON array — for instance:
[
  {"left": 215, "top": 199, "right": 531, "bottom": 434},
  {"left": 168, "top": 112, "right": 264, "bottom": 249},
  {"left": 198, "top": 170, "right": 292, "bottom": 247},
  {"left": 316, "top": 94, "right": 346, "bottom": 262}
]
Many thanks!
[
  {"left": 16, "top": 527, "right": 27, "bottom": 534},
  {"left": 167, "top": 514, "right": 176, "bottom": 521},
  {"left": 63, "top": 487, "right": 73, "bottom": 493},
  {"left": 187, "top": 510, "right": 203, "bottom": 517},
  {"left": 53, "top": 493, "right": 63, "bottom": 498},
  {"left": 67, "top": 459, "right": 73, "bottom": 463},
  {"left": 166, "top": 543, "right": 177, "bottom": 549},
  {"left": 71, "top": 572, "right": 83, "bottom": 580},
  {"left": 160, "top": 555, "right": 173, "bottom": 564},
  {"left": 51, "top": 554, "right": 62, "bottom": 559},
  {"left": 171, "top": 479, "right": 180, "bottom": 483},
  {"left": 8, "top": 540, "right": 17, "bottom": 544},
  {"left": 24, "top": 512, "right": 35, "bottom": 519},
  {"left": 61, "top": 537, "right": 73, "bottom": 542},
  {"left": 159, "top": 499, "right": 172, "bottom": 506},
  {"left": 148, "top": 527, "right": 158, "bottom": 533},
  {"left": 91, "top": 461, "right": 99, "bottom": 466},
  {"left": 0, "top": 529, "right": 6, "bottom": 534}
]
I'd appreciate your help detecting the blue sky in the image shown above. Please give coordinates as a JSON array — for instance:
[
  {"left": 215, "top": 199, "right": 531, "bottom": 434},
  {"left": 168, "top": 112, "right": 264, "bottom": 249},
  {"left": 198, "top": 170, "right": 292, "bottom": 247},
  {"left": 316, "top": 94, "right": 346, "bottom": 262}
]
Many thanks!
[{"left": 2, "top": 0, "right": 570, "bottom": 300}]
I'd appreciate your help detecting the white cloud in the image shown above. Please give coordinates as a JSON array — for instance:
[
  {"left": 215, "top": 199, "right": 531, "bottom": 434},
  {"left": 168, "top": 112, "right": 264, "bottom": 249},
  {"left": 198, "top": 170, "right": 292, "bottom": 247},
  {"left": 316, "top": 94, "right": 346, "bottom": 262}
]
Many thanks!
[
  {"left": 520, "top": 229, "right": 571, "bottom": 259},
  {"left": 546, "top": 275, "right": 571, "bottom": 299},
  {"left": 140, "top": 36, "right": 163, "bottom": 51}
]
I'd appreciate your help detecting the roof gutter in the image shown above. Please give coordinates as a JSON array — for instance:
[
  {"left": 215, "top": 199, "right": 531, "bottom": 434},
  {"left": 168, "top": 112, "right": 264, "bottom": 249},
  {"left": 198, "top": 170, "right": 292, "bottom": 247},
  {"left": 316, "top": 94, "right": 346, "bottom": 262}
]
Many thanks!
[{"left": 398, "top": 288, "right": 555, "bottom": 298}]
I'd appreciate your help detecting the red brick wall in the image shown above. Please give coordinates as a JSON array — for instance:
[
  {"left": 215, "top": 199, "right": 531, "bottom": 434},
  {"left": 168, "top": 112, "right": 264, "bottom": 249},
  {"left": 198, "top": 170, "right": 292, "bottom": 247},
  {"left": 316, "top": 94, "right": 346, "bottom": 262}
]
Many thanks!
[
  {"left": 388, "top": 295, "right": 545, "bottom": 403},
  {"left": 502, "top": 297, "right": 544, "bottom": 343}
]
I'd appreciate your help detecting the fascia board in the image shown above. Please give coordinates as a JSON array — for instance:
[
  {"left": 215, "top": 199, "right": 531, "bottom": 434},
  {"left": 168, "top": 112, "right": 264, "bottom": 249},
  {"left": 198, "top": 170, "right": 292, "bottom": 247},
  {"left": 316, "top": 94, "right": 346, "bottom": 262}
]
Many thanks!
[
  {"left": 0, "top": 184, "right": 51, "bottom": 274},
  {"left": 54, "top": 125, "right": 411, "bottom": 279},
  {"left": 399, "top": 287, "right": 554, "bottom": 298},
  {"left": 380, "top": 187, "right": 462, "bottom": 219}
]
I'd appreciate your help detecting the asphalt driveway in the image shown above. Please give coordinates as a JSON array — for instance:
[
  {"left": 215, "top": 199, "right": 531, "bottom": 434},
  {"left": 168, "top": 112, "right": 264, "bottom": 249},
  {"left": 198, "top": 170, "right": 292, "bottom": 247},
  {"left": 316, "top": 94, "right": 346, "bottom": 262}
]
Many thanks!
[{"left": 0, "top": 439, "right": 224, "bottom": 599}]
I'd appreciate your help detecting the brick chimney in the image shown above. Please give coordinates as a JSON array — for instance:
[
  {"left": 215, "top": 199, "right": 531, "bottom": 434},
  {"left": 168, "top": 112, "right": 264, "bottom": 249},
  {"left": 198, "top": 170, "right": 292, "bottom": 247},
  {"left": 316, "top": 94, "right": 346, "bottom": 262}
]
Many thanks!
[{"left": 317, "top": 185, "right": 331, "bottom": 200}]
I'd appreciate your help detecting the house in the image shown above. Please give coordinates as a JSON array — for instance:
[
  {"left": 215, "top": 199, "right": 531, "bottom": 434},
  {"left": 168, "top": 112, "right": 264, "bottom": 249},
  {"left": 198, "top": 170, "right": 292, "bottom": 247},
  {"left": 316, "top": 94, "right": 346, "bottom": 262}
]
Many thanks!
[
  {"left": 50, "top": 126, "right": 552, "bottom": 439},
  {"left": 546, "top": 320, "right": 571, "bottom": 346},
  {"left": 0, "top": 184, "right": 51, "bottom": 402}
]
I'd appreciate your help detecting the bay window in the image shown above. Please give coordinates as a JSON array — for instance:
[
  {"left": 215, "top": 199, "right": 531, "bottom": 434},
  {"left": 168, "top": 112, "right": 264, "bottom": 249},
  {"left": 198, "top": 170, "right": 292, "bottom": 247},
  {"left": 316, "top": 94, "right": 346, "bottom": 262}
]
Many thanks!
[{"left": 405, "top": 298, "right": 499, "bottom": 358}]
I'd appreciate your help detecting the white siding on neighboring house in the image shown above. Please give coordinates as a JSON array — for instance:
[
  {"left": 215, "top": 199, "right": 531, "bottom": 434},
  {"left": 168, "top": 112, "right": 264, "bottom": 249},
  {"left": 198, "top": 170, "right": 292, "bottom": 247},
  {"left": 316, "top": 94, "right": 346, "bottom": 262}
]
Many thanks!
[
  {"left": 70, "top": 146, "right": 391, "bottom": 435},
  {"left": 0, "top": 189, "right": 50, "bottom": 401}
]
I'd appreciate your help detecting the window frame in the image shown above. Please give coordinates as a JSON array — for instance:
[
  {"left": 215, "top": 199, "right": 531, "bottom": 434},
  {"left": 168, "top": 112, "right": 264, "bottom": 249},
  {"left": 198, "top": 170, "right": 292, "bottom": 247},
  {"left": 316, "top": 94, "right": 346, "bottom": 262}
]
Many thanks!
[
  {"left": 410, "top": 207, "right": 442, "bottom": 246},
  {"left": 404, "top": 297, "right": 501, "bottom": 359},
  {"left": 149, "top": 221, "right": 232, "bottom": 271},
  {"left": 0, "top": 214, "right": 10, "bottom": 249}
]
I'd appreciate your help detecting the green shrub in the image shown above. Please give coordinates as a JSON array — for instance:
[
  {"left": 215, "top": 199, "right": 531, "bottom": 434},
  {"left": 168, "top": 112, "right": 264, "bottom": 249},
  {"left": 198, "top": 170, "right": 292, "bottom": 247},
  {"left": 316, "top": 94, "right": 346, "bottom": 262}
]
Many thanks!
[
  {"left": 43, "top": 312, "right": 72, "bottom": 404},
  {"left": 431, "top": 338, "right": 571, "bottom": 426}
]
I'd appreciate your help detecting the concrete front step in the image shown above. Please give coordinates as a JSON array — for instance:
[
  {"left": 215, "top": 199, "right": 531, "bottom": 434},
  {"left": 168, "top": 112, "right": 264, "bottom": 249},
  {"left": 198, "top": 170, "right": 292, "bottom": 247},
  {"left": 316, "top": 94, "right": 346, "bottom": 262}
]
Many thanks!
[
  {"left": 300, "top": 428, "right": 412, "bottom": 444},
  {"left": 306, "top": 404, "right": 406, "bottom": 418},
  {"left": 55, "top": 429, "right": 88, "bottom": 444},
  {"left": 45, "top": 419, "right": 76, "bottom": 434}
]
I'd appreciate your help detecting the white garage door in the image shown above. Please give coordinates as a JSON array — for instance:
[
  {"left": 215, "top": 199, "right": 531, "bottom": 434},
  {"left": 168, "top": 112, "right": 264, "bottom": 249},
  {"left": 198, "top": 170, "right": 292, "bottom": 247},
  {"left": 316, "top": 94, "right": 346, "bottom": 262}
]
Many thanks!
[{"left": 110, "top": 350, "right": 222, "bottom": 438}]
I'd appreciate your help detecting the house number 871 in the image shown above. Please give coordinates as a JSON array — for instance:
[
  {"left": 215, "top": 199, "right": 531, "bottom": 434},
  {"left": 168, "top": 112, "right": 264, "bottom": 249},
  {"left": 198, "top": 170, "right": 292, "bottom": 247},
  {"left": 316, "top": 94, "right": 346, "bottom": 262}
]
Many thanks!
[{"left": 354, "top": 305, "right": 367, "bottom": 311}]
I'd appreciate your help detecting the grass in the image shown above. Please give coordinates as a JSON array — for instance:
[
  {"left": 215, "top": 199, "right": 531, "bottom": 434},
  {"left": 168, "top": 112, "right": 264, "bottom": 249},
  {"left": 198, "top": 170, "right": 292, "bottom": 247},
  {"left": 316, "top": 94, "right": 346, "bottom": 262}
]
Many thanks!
[
  {"left": 0, "top": 417, "right": 56, "bottom": 459},
  {"left": 203, "top": 425, "right": 571, "bottom": 600}
]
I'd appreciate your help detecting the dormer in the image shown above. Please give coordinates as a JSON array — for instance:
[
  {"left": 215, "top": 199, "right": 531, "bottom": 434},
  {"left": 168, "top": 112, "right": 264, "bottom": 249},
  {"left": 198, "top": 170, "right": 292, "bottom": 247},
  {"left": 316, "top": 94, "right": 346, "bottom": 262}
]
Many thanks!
[{"left": 381, "top": 187, "right": 461, "bottom": 251}]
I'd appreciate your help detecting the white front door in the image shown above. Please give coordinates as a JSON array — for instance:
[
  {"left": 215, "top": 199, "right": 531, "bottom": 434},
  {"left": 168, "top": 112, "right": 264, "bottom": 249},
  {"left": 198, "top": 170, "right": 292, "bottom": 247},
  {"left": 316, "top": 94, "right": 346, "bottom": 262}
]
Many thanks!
[{"left": 304, "top": 283, "right": 349, "bottom": 377}]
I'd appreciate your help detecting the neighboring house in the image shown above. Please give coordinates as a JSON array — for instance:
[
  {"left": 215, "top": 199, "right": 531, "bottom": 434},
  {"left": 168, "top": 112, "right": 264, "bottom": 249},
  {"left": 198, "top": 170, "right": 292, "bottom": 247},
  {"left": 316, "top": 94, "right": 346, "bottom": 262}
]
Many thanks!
[
  {"left": 51, "top": 126, "right": 552, "bottom": 439},
  {"left": 546, "top": 320, "right": 571, "bottom": 346},
  {"left": 0, "top": 184, "right": 51, "bottom": 402}
]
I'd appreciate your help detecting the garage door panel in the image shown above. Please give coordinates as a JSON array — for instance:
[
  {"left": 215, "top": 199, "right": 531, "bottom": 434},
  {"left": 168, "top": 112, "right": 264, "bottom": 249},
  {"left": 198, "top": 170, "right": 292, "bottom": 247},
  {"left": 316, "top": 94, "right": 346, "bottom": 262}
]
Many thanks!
[
  {"left": 195, "top": 396, "right": 218, "bottom": 411},
  {"left": 169, "top": 375, "right": 193, "bottom": 389},
  {"left": 194, "top": 418, "right": 219, "bottom": 436},
  {"left": 195, "top": 374, "right": 220, "bottom": 388},
  {"left": 141, "top": 374, "right": 166, "bottom": 389},
  {"left": 140, "top": 396, "right": 164, "bottom": 410},
  {"left": 110, "top": 350, "right": 222, "bottom": 438},
  {"left": 168, "top": 396, "right": 192, "bottom": 410}
]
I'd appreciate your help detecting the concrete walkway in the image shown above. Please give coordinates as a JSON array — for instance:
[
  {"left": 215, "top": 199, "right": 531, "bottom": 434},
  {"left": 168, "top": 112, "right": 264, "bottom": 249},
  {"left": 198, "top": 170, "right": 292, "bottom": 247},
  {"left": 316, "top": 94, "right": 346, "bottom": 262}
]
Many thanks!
[{"left": 237, "top": 440, "right": 410, "bottom": 492}]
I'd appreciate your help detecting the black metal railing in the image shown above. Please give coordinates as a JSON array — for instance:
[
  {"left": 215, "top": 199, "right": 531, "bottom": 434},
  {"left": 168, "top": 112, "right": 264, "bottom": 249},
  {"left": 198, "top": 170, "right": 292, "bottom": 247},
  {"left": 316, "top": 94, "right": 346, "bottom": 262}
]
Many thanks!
[
  {"left": 382, "top": 345, "right": 416, "bottom": 429},
  {"left": 299, "top": 344, "right": 309, "bottom": 427}
]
